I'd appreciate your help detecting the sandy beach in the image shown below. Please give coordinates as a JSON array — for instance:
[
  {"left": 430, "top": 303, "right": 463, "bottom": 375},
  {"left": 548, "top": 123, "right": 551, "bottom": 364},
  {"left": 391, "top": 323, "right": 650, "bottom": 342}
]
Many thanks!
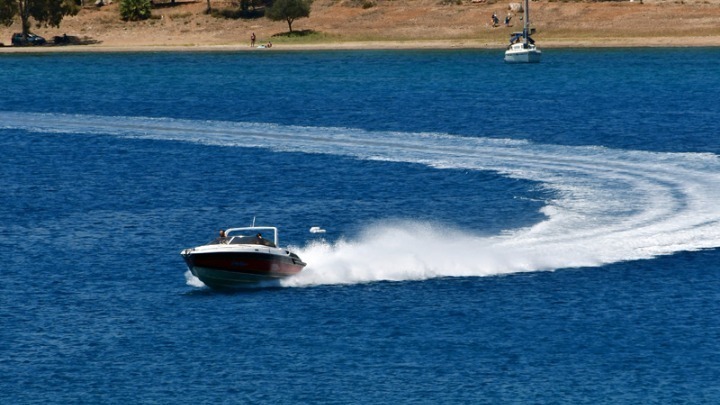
[{"left": 1, "top": 0, "right": 720, "bottom": 52}]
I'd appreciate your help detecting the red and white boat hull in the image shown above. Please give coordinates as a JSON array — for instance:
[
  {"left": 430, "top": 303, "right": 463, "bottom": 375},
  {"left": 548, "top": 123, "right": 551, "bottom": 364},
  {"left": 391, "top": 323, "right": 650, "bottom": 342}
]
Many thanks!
[
  {"left": 181, "top": 226, "right": 307, "bottom": 288},
  {"left": 183, "top": 250, "right": 305, "bottom": 287}
]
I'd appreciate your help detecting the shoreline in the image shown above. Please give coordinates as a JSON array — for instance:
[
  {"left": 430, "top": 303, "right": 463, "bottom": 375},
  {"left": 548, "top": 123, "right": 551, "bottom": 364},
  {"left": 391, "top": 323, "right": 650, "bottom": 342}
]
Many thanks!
[
  {"left": 2, "top": 36, "right": 720, "bottom": 54},
  {"left": 2, "top": 0, "right": 720, "bottom": 54}
]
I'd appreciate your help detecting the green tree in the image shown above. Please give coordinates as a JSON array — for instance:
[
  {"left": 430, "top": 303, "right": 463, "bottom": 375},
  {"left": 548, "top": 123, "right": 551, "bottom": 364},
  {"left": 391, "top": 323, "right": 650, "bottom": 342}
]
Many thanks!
[
  {"left": 0, "top": 0, "right": 78, "bottom": 36},
  {"left": 265, "top": 0, "right": 312, "bottom": 33},
  {"left": 0, "top": 1, "right": 18, "bottom": 27},
  {"left": 119, "top": 0, "right": 151, "bottom": 21}
]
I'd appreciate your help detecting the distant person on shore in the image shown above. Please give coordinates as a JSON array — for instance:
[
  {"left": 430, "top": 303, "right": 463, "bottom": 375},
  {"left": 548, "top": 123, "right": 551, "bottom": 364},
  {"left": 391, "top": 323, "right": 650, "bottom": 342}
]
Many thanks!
[
  {"left": 492, "top": 12, "right": 499, "bottom": 27},
  {"left": 505, "top": 14, "right": 512, "bottom": 26},
  {"left": 266, "top": 41, "right": 272, "bottom": 48},
  {"left": 251, "top": 32, "right": 256, "bottom": 47}
]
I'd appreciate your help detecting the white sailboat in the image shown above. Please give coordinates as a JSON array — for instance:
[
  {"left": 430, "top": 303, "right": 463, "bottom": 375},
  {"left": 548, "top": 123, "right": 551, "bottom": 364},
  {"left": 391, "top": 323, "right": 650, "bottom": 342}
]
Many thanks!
[{"left": 504, "top": 0, "right": 542, "bottom": 63}]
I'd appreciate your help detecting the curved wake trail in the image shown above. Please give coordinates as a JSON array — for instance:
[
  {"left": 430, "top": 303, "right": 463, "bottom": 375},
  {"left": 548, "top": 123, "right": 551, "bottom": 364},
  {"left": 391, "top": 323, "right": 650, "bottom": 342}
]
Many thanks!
[{"left": 4, "top": 112, "right": 720, "bottom": 286}]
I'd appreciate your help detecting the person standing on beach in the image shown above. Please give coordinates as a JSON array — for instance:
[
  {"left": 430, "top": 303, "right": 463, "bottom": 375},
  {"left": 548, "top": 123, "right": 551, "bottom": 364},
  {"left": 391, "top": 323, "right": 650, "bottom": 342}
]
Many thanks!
[{"left": 251, "top": 33, "right": 256, "bottom": 47}]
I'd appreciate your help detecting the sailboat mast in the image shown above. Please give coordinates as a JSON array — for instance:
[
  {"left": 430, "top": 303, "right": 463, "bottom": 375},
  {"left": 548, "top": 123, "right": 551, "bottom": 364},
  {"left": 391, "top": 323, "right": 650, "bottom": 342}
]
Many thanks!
[{"left": 524, "top": 0, "right": 530, "bottom": 45}]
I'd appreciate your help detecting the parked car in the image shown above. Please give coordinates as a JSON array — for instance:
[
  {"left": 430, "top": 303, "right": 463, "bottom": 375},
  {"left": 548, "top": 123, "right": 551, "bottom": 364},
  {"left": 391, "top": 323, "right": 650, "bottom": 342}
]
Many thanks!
[{"left": 11, "top": 33, "right": 46, "bottom": 46}]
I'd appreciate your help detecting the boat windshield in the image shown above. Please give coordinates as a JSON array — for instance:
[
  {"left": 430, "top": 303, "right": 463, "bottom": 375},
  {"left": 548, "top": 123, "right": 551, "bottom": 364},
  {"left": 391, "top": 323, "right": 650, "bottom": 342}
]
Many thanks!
[
  {"left": 207, "top": 236, "right": 277, "bottom": 247},
  {"left": 229, "top": 235, "right": 277, "bottom": 248}
]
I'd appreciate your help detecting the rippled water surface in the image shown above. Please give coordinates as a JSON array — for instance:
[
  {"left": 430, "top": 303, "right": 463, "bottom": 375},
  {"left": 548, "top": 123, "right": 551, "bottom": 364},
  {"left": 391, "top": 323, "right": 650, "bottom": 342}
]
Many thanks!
[{"left": 1, "top": 48, "right": 720, "bottom": 403}]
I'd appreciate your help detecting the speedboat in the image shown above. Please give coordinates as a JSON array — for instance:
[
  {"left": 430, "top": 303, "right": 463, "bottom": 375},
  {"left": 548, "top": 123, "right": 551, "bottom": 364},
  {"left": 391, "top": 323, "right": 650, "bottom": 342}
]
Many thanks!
[
  {"left": 504, "top": 0, "right": 541, "bottom": 63},
  {"left": 181, "top": 226, "right": 306, "bottom": 288}
]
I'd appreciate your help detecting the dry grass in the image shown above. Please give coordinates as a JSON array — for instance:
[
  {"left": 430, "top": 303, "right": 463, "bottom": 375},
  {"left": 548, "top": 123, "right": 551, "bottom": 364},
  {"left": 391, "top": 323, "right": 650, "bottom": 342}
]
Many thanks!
[{"left": 1, "top": 0, "right": 720, "bottom": 50}]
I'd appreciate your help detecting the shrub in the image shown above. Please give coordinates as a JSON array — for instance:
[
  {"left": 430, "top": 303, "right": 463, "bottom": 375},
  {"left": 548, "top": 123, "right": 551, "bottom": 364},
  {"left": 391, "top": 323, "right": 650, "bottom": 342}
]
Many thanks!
[
  {"left": 211, "top": 7, "right": 265, "bottom": 19},
  {"left": 120, "top": 0, "right": 152, "bottom": 21}
]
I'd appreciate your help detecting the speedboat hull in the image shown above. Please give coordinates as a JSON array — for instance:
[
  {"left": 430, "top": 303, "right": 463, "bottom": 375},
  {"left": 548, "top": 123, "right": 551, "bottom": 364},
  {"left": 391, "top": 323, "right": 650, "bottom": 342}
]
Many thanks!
[{"left": 183, "top": 251, "right": 306, "bottom": 288}]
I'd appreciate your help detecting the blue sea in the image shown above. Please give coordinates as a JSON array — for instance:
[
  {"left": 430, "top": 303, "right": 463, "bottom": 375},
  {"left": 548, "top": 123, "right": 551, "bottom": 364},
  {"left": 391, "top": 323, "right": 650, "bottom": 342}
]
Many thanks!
[{"left": 2, "top": 48, "right": 720, "bottom": 403}]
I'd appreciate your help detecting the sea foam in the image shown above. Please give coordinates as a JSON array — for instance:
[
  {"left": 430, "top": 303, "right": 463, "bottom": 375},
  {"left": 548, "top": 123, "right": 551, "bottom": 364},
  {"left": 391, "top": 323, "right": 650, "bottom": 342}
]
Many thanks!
[{"left": 4, "top": 111, "right": 720, "bottom": 287}]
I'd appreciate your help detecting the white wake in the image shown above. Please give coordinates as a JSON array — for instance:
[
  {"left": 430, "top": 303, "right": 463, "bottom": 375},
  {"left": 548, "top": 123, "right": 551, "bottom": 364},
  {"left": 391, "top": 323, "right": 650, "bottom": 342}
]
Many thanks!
[{"left": 3, "top": 112, "right": 720, "bottom": 286}]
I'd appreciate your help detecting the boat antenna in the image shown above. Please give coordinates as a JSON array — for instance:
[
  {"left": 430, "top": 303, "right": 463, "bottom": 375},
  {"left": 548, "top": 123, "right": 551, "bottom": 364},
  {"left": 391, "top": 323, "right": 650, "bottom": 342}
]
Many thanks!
[{"left": 252, "top": 216, "right": 256, "bottom": 227}]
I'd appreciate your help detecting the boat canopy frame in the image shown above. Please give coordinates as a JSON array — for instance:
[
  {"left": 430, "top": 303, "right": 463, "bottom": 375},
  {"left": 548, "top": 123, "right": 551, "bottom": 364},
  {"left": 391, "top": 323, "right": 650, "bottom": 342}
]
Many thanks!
[{"left": 225, "top": 226, "right": 279, "bottom": 246}]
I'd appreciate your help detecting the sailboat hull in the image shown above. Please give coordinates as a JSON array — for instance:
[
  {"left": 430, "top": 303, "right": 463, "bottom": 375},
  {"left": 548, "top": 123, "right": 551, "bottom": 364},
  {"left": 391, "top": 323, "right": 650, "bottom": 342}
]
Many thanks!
[{"left": 504, "top": 49, "right": 542, "bottom": 63}]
